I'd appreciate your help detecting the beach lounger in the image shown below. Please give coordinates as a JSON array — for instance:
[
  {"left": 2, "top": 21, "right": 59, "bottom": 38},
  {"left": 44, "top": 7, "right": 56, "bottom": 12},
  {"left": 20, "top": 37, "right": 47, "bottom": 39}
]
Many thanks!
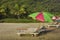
[
  {"left": 47, "top": 24, "right": 60, "bottom": 28},
  {"left": 16, "top": 27, "right": 47, "bottom": 37},
  {"left": 16, "top": 27, "right": 39, "bottom": 36}
]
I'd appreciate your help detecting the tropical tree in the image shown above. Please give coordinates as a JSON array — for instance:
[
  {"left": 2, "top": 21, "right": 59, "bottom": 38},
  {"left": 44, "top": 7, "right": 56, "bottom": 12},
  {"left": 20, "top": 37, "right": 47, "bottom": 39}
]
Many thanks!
[
  {"left": 0, "top": 5, "right": 6, "bottom": 19},
  {"left": 13, "top": 4, "right": 26, "bottom": 19}
]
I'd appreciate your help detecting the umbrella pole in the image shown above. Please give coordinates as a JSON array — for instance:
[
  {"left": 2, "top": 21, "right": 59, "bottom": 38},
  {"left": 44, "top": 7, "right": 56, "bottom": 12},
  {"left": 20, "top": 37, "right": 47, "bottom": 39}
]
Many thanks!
[{"left": 39, "top": 23, "right": 40, "bottom": 28}]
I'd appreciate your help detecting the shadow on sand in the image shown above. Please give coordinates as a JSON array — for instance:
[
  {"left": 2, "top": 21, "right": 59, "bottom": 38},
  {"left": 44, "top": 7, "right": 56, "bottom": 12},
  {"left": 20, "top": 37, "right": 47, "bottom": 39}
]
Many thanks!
[{"left": 37, "top": 29, "right": 56, "bottom": 36}]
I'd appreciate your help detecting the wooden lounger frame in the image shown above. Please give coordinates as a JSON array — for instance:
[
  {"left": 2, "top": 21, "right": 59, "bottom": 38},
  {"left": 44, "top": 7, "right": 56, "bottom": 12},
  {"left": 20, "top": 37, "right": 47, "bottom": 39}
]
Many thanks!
[
  {"left": 48, "top": 25, "right": 60, "bottom": 28},
  {"left": 17, "top": 32, "right": 38, "bottom": 36},
  {"left": 16, "top": 28, "right": 47, "bottom": 37}
]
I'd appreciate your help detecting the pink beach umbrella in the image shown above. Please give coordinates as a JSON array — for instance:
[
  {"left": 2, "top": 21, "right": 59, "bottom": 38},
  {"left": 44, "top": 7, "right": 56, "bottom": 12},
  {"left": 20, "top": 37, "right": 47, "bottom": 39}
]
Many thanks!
[{"left": 36, "top": 12, "right": 44, "bottom": 22}]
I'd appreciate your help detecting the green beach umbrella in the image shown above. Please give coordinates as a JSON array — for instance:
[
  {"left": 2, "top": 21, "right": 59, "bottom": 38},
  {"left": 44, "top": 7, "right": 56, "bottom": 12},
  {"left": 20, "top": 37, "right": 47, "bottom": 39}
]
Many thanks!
[
  {"left": 42, "top": 12, "right": 53, "bottom": 22},
  {"left": 29, "top": 12, "right": 40, "bottom": 19},
  {"left": 29, "top": 12, "right": 54, "bottom": 22}
]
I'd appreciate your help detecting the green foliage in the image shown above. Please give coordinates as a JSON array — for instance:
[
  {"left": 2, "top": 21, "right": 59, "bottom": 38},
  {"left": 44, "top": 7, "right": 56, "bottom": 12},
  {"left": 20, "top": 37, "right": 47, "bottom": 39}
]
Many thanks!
[
  {"left": 0, "top": 18, "right": 39, "bottom": 23},
  {"left": 0, "top": 0, "right": 60, "bottom": 19}
]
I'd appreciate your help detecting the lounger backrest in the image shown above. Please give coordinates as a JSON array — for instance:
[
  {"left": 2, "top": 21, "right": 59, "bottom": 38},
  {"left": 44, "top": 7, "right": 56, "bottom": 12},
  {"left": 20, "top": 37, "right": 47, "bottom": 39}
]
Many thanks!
[{"left": 27, "top": 28, "right": 38, "bottom": 33}]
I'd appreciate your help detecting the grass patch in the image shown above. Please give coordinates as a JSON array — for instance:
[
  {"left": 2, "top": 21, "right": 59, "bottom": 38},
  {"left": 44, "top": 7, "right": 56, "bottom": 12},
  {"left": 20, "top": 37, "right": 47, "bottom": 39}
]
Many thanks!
[{"left": 0, "top": 18, "right": 40, "bottom": 23}]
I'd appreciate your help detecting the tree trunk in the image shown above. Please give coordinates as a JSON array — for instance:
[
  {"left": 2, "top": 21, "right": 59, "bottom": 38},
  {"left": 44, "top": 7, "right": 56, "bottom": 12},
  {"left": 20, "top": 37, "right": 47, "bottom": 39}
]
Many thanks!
[{"left": 17, "top": 15, "right": 20, "bottom": 19}]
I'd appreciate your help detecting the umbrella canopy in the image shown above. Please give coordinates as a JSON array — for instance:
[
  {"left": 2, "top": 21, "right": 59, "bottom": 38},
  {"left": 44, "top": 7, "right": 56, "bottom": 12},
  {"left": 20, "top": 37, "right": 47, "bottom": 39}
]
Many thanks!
[
  {"left": 36, "top": 12, "right": 44, "bottom": 22},
  {"left": 29, "top": 12, "right": 54, "bottom": 22},
  {"left": 29, "top": 12, "right": 40, "bottom": 19}
]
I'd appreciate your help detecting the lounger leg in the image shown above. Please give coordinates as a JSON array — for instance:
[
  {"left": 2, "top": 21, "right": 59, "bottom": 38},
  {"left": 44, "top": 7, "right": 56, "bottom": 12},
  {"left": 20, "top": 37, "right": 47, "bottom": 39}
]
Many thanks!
[
  {"left": 34, "top": 34, "right": 37, "bottom": 37},
  {"left": 20, "top": 34, "right": 21, "bottom": 36},
  {"left": 32, "top": 34, "right": 34, "bottom": 37},
  {"left": 47, "top": 26, "right": 49, "bottom": 28},
  {"left": 32, "top": 34, "right": 37, "bottom": 37},
  {"left": 56, "top": 25, "right": 59, "bottom": 28}
]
